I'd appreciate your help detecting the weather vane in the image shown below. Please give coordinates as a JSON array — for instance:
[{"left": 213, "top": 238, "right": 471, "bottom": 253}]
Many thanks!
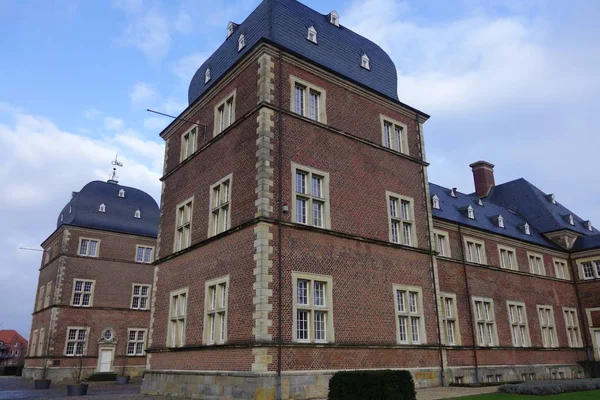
[{"left": 108, "top": 154, "right": 123, "bottom": 183}]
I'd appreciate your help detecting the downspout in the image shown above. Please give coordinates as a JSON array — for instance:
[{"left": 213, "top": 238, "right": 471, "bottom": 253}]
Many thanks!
[
  {"left": 567, "top": 253, "right": 591, "bottom": 362},
  {"left": 276, "top": 48, "right": 284, "bottom": 400},
  {"left": 457, "top": 225, "right": 480, "bottom": 383}
]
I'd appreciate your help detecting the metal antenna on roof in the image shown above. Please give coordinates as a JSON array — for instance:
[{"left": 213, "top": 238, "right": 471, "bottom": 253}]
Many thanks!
[{"left": 108, "top": 154, "right": 123, "bottom": 184}]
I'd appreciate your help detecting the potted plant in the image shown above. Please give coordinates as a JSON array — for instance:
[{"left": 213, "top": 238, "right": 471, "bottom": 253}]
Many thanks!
[
  {"left": 115, "top": 356, "right": 130, "bottom": 384},
  {"left": 34, "top": 357, "right": 52, "bottom": 389},
  {"left": 67, "top": 355, "right": 88, "bottom": 396}
]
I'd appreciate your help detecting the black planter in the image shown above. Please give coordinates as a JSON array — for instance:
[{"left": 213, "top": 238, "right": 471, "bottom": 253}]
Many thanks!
[
  {"left": 116, "top": 375, "right": 130, "bottom": 384},
  {"left": 34, "top": 379, "right": 51, "bottom": 389},
  {"left": 67, "top": 383, "right": 89, "bottom": 396}
]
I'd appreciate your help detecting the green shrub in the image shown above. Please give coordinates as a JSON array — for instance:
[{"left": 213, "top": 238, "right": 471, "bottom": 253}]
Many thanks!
[{"left": 328, "top": 370, "right": 416, "bottom": 400}]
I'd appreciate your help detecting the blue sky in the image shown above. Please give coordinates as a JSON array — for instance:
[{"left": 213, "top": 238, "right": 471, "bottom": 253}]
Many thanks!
[{"left": 1, "top": 0, "right": 599, "bottom": 337}]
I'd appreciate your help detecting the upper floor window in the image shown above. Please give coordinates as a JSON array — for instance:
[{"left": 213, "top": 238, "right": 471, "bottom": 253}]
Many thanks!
[
  {"left": 307, "top": 26, "right": 317, "bottom": 43},
  {"left": 380, "top": 115, "right": 408, "bottom": 155},
  {"left": 44, "top": 248, "right": 51, "bottom": 264},
  {"left": 387, "top": 192, "right": 416, "bottom": 247},
  {"left": 563, "top": 307, "right": 582, "bottom": 347},
  {"left": 205, "top": 68, "right": 211, "bottom": 83},
  {"left": 537, "top": 305, "right": 558, "bottom": 348},
  {"left": 290, "top": 76, "right": 327, "bottom": 123},
  {"left": 580, "top": 259, "right": 600, "bottom": 280},
  {"left": 465, "top": 238, "right": 486, "bottom": 264},
  {"left": 585, "top": 221, "right": 593, "bottom": 231},
  {"left": 127, "top": 329, "right": 147, "bottom": 356},
  {"left": 135, "top": 245, "right": 154, "bottom": 263},
  {"left": 131, "top": 284, "right": 150, "bottom": 310},
  {"left": 521, "top": 223, "right": 531, "bottom": 235},
  {"left": 394, "top": 284, "right": 425, "bottom": 344},
  {"left": 180, "top": 126, "right": 197, "bottom": 161},
  {"left": 214, "top": 91, "right": 236, "bottom": 136},
  {"left": 44, "top": 282, "right": 52, "bottom": 308},
  {"left": 527, "top": 252, "right": 545, "bottom": 276},
  {"left": 434, "top": 229, "right": 450, "bottom": 257},
  {"left": 432, "top": 195, "right": 440, "bottom": 210},
  {"left": 168, "top": 288, "right": 188, "bottom": 348},
  {"left": 498, "top": 245, "right": 518, "bottom": 270},
  {"left": 473, "top": 297, "right": 497, "bottom": 346},
  {"left": 440, "top": 293, "right": 460, "bottom": 345},
  {"left": 78, "top": 238, "right": 99, "bottom": 257},
  {"left": 238, "top": 34, "right": 245, "bottom": 51},
  {"left": 495, "top": 215, "right": 504, "bottom": 228},
  {"left": 99, "top": 203, "right": 106, "bottom": 213},
  {"left": 293, "top": 272, "right": 334, "bottom": 343},
  {"left": 118, "top": 189, "right": 125, "bottom": 198},
  {"left": 36, "top": 286, "right": 44, "bottom": 311},
  {"left": 208, "top": 175, "right": 232, "bottom": 237},
  {"left": 203, "top": 276, "right": 229, "bottom": 345},
  {"left": 64, "top": 327, "right": 88, "bottom": 356},
  {"left": 174, "top": 198, "right": 193, "bottom": 252},
  {"left": 507, "top": 301, "right": 530, "bottom": 347},
  {"left": 292, "top": 163, "right": 330, "bottom": 229},
  {"left": 71, "top": 279, "right": 95, "bottom": 307},
  {"left": 361, "top": 54, "right": 370, "bottom": 70},
  {"left": 553, "top": 258, "right": 568, "bottom": 279}
]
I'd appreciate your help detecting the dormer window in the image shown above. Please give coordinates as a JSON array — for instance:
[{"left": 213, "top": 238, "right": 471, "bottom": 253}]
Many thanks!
[
  {"left": 432, "top": 195, "right": 440, "bottom": 210},
  {"left": 307, "top": 26, "right": 317, "bottom": 44},
  {"left": 521, "top": 223, "right": 531, "bottom": 235},
  {"left": 568, "top": 214, "right": 574, "bottom": 225},
  {"left": 329, "top": 11, "right": 339, "bottom": 27},
  {"left": 227, "top": 21, "right": 236, "bottom": 38},
  {"left": 548, "top": 194, "right": 556, "bottom": 204},
  {"left": 68, "top": 205, "right": 72, "bottom": 214},
  {"left": 205, "top": 68, "right": 211, "bottom": 84},
  {"left": 495, "top": 215, "right": 505, "bottom": 228},
  {"left": 118, "top": 189, "right": 125, "bottom": 198},
  {"left": 450, "top": 188, "right": 457, "bottom": 198},
  {"left": 460, "top": 205, "right": 474, "bottom": 219},
  {"left": 476, "top": 198, "right": 483, "bottom": 206},
  {"left": 60, "top": 213, "right": 64, "bottom": 222},
  {"left": 238, "top": 34, "right": 245, "bottom": 51},
  {"left": 134, "top": 210, "right": 141, "bottom": 219},
  {"left": 99, "top": 204, "right": 106, "bottom": 213},
  {"left": 361, "top": 54, "right": 370, "bottom": 70},
  {"left": 585, "top": 221, "right": 593, "bottom": 231}
]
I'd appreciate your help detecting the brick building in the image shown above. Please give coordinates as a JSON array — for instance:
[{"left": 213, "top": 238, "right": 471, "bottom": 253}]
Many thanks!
[
  {"left": 23, "top": 178, "right": 159, "bottom": 381},
  {"left": 138, "top": 1, "right": 600, "bottom": 398},
  {"left": 0, "top": 330, "right": 28, "bottom": 368}
]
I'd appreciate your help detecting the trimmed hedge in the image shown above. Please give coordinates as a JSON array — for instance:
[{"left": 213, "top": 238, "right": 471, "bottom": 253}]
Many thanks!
[
  {"left": 0, "top": 366, "right": 23, "bottom": 376},
  {"left": 499, "top": 378, "right": 600, "bottom": 395},
  {"left": 328, "top": 370, "right": 416, "bottom": 400}
]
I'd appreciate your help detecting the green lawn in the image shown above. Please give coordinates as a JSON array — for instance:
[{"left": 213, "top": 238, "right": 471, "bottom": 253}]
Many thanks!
[{"left": 455, "top": 389, "right": 600, "bottom": 399}]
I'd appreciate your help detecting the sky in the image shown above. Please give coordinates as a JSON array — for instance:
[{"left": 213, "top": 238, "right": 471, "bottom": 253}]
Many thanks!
[{"left": 0, "top": 0, "right": 599, "bottom": 337}]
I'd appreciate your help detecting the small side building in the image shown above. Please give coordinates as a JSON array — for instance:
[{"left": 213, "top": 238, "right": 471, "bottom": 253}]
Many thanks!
[{"left": 0, "top": 330, "right": 28, "bottom": 368}]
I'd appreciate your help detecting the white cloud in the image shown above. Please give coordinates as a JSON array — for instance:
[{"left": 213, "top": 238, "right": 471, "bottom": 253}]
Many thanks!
[
  {"left": 175, "top": 7, "right": 193, "bottom": 34},
  {"left": 130, "top": 82, "right": 158, "bottom": 107},
  {"left": 0, "top": 102, "right": 26, "bottom": 114},
  {"left": 104, "top": 116, "right": 124, "bottom": 131},
  {"left": 172, "top": 52, "right": 208, "bottom": 85},
  {"left": 116, "top": 7, "right": 171, "bottom": 63},
  {"left": 163, "top": 98, "right": 187, "bottom": 115},
  {"left": 83, "top": 108, "right": 102, "bottom": 119}
]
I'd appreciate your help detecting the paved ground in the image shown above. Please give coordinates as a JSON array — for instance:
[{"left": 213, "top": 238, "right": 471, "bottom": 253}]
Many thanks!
[{"left": 0, "top": 376, "right": 498, "bottom": 399}]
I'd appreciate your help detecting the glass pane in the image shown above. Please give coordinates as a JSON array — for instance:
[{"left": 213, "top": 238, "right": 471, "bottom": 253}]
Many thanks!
[
  {"left": 297, "top": 280, "right": 308, "bottom": 305},
  {"left": 313, "top": 282, "right": 325, "bottom": 306}
]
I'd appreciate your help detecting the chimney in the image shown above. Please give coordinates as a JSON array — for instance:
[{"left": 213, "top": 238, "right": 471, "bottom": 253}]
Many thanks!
[{"left": 470, "top": 160, "right": 495, "bottom": 198}]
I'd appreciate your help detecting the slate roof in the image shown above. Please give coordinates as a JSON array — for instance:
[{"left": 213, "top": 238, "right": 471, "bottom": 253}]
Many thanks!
[
  {"left": 188, "top": 0, "right": 413, "bottom": 109},
  {"left": 57, "top": 181, "right": 159, "bottom": 238},
  {"left": 430, "top": 183, "right": 561, "bottom": 249}
]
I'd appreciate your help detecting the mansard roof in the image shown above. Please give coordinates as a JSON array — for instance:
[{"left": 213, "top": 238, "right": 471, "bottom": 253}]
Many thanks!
[
  {"left": 57, "top": 181, "right": 159, "bottom": 238},
  {"left": 188, "top": 0, "right": 410, "bottom": 108}
]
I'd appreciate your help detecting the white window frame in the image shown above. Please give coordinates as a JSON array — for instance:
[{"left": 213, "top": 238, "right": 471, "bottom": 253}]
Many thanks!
[
  {"left": 527, "top": 251, "right": 545, "bottom": 276},
  {"left": 174, "top": 197, "right": 193, "bottom": 252},
  {"left": 464, "top": 237, "right": 487, "bottom": 264},
  {"left": 380, "top": 115, "right": 409, "bottom": 155},
  {"left": 167, "top": 288, "right": 188, "bottom": 348},
  {"left": 71, "top": 279, "right": 95, "bottom": 307},
  {"left": 205, "top": 68, "right": 211, "bottom": 83},
  {"left": 394, "top": 284, "right": 426, "bottom": 345},
  {"left": 118, "top": 189, "right": 125, "bottom": 198},
  {"left": 135, "top": 245, "right": 154, "bottom": 263},
  {"left": 307, "top": 26, "right": 317, "bottom": 43},
  {"left": 30, "top": 330, "right": 38, "bottom": 357},
  {"left": 99, "top": 203, "right": 106, "bottom": 213},
  {"left": 440, "top": 292, "right": 461, "bottom": 345},
  {"left": 208, "top": 174, "right": 233, "bottom": 237},
  {"left": 44, "top": 247, "right": 51, "bottom": 264},
  {"left": 563, "top": 307, "right": 582, "bottom": 348},
  {"left": 44, "top": 281, "right": 52, "bottom": 308},
  {"left": 329, "top": 11, "right": 339, "bottom": 26},
  {"left": 36, "top": 328, "right": 45, "bottom": 357},
  {"left": 36, "top": 286, "right": 44, "bottom": 311},
  {"left": 361, "top": 54, "right": 370, "bottom": 70},
  {"left": 292, "top": 272, "right": 334, "bottom": 343},
  {"left": 507, "top": 301, "right": 531, "bottom": 347},
  {"left": 203, "top": 276, "right": 230, "bottom": 345},
  {"left": 387, "top": 191, "right": 417, "bottom": 247},
  {"left": 63, "top": 326, "right": 89, "bottom": 356},
  {"left": 553, "top": 258, "right": 569, "bottom": 280},
  {"left": 237, "top": 34, "right": 245, "bottom": 51},
  {"left": 126, "top": 328, "right": 147, "bottom": 356},
  {"left": 77, "top": 237, "right": 100, "bottom": 257},
  {"left": 434, "top": 229, "right": 451, "bottom": 257},
  {"left": 472, "top": 297, "right": 497, "bottom": 347},
  {"left": 134, "top": 209, "right": 141, "bottom": 219},
  {"left": 498, "top": 245, "right": 518, "bottom": 271},
  {"left": 180, "top": 126, "right": 198, "bottom": 161},
  {"left": 432, "top": 195, "right": 440, "bottom": 210},
  {"left": 290, "top": 76, "right": 327, "bottom": 123},
  {"left": 291, "top": 163, "right": 331, "bottom": 229},
  {"left": 537, "top": 305, "right": 558, "bottom": 348},
  {"left": 578, "top": 257, "right": 600, "bottom": 280},
  {"left": 213, "top": 90, "right": 236, "bottom": 136},
  {"left": 131, "top": 284, "right": 151, "bottom": 310}
]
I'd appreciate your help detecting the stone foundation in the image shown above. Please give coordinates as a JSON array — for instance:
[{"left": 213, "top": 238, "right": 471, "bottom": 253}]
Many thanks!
[
  {"left": 447, "top": 364, "right": 585, "bottom": 384},
  {"left": 22, "top": 365, "right": 145, "bottom": 382}
]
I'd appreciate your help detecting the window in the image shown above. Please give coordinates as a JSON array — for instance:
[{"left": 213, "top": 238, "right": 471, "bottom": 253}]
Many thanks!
[
  {"left": 441, "top": 293, "right": 460, "bottom": 345},
  {"left": 135, "top": 245, "right": 154, "bottom": 263},
  {"left": 394, "top": 285, "right": 425, "bottom": 344},
  {"left": 473, "top": 297, "right": 497, "bottom": 346},
  {"left": 290, "top": 76, "right": 326, "bottom": 123},
  {"left": 208, "top": 175, "right": 232, "bottom": 237},
  {"left": 71, "top": 279, "right": 95, "bottom": 307},
  {"left": 507, "top": 301, "right": 530, "bottom": 347},
  {"left": 127, "top": 329, "right": 147, "bottom": 356},
  {"left": 527, "top": 252, "right": 545, "bottom": 275},
  {"left": 78, "top": 238, "right": 99, "bottom": 257},
  {"left": 168, "top": 288, "right": 188, "bottom": 348},
  {"left": 307, "top": 26, "right": 317, "bottom": 43},
  {"left": 44, "top": 282, "right": 52, "bottom": 308},
  {"left": 226, "top": 21, "right": 235, "bottom": 38},
  {"left": 537, "top": 305, "right": 558, "bottom": 348},
  {"left": 585, "top": 221, "right": 593, "bottom": 231},
  {"left": 30, "top": 330, "right": 38, "bottom": 357},
  {"left": 174, "top": 198, "right": 193, "bottom": 251},
  {"left": 466, "top": 205, "right": 475, "bottom": 219},
  {"left": 361, "top": 54, "right": 370, "bottom": 70},
  {"left": 238, "top": 34, "right": 245, "bottom": 51},
  {"left": 380, "top": 115, "right": 408, "bottom": 155},
  {"left": 579, "top": 258, "right": 600, "bottom": 280},
  {"left": 496, "top": 215, "right": 505, "bottom": 228},
  {"left": 203, "top": 276, "right": 229, "bottom": 345},
  {"left": 432, "top": 195, "right": 440, "bottom": 210},
  {"left": 434, "top": 229, "right": 451, "bottom": 257},
  {"left": 292, "top": 272, "right": 334, "bottom": 343},
  {"left": 44, "top": 248, "right": 51, "bottom": 264},
  {"left": 214, "top": 91, "right": 236, "bottom": 136},
  {"left": 387, "top": 192, "right": 416, "bottom": 247},
  {"left": 522, "top": 223, "right": 531, "bottom": 235},
  {"left": 292, "top": 163, "right": 330, "bottom": 229},
  {"left": 64, "top": 327, "right": 88, "bottom": 356},
  {"left": 131, "top": 284, "right": 150, "bottom": 310},
  {"left": 329, "top": 11, "right": 339, "bottom": 26},
  {"left": 498, "top": 245, "right": 518, "bottom": 270},
  {"left": 36, "top": 286, "right": 44, "bottom": 311},
  {"left": 568, "top": 214, "right": 575, "bottom": 225},
  {"left": 180, "top": 126, "right": 197, "bottom": 161},
  {"left": 553, "top": 258, "right": 568, "bottom": 279},
  {"left": 99, "top": 203, "right": 106, "bottom": 213},
  {"left": 118, "top": 189, "right": 125, "bottom": 198},
  {"left": 205, "top": 68, "right": 211, "bottom": 83},
  {"left": 464, "top": 238, "right": 486, "bottom": 264},
  {"left": 563, "top": 308, "right": 581, "bottom": 347},
  {"left": 134, "top": 210, "right": 141, "bottom": 219}
]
